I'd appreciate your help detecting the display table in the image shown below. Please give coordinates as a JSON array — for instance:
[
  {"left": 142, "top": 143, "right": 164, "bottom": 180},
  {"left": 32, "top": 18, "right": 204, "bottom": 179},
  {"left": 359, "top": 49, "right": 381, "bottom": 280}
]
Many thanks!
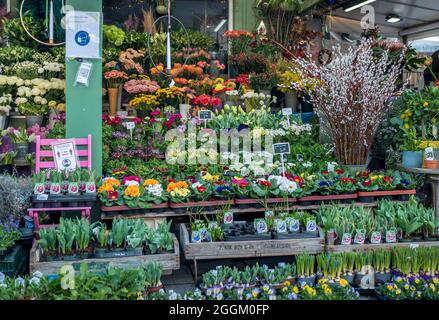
[
  {"left": 179, "top": 224, "right": 324, "bottom": 281},
  {"left": 397, "top": 165, "right": 439, "bottom": 219}
]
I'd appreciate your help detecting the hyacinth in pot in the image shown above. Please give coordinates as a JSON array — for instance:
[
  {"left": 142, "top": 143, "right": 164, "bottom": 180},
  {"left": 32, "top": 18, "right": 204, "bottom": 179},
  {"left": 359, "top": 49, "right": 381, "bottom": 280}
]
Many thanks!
[{"left": 290, "top": 38, "right": 404, "bottom": 169}]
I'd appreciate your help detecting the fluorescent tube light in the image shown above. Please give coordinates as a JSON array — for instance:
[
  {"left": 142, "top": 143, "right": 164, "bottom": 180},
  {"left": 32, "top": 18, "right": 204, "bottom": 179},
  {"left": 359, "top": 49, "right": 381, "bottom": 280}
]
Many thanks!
[{"left": 344, "top": 0, "right": 376, "bottom": 12}]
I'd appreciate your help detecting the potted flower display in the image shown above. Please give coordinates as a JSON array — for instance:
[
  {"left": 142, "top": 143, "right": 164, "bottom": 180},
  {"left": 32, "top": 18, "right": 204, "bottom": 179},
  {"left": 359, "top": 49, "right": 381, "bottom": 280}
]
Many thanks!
[
  {"left": 3, "top": 127, "right": 36, "bottom": 160},
  {"left": 0, "top": 93, "right": 12, "bottom": 130},
  {"left": 105, "top": 70, "right": 129, "bottom": 116},
  {"left": 296, "top": 253, "right": 316, "bottom": 285}
]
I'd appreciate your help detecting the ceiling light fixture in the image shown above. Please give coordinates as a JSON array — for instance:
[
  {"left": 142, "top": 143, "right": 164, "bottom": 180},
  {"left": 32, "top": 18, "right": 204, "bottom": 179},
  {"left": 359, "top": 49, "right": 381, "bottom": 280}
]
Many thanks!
[
  {"left": 343, "top": 0, "right": 377, "bottom": 12},
  {"left": 386, "top": 14, "right": 402, "bottom": 23}
]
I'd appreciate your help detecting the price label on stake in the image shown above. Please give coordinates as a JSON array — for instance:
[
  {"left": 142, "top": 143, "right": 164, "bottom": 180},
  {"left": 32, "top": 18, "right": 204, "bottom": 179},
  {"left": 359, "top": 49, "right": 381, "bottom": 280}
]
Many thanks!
[
  {"left": 198, "top": 110, "right": 212, "bottom": 128},
  {"left": 282, "top": 108, "right": 293, "bottom": 126},
  {"left": 273, "top": 143, "right": 290, "bottom": 176},
  {"left": 125, "top": 122, "right": 135, "bottom": 140}
]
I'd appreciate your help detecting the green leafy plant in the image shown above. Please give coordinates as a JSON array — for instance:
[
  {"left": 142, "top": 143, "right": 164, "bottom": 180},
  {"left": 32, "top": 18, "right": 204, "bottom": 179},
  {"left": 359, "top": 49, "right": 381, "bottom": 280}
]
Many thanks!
[{"left": 296, "top": 253, "right": 315, "bottom": 277}]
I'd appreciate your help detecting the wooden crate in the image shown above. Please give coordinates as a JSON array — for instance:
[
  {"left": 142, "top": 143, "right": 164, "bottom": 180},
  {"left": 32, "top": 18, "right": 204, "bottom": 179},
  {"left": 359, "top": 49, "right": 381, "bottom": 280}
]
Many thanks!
[
  {"left": 30, "top": 235, "right": 180, "bottom": 276},
  {"left": 326, "top": 241, "right": 439, "bottom": 253},
  {"left": 179, "top": 224, "right": 325, "bottom": 261}
]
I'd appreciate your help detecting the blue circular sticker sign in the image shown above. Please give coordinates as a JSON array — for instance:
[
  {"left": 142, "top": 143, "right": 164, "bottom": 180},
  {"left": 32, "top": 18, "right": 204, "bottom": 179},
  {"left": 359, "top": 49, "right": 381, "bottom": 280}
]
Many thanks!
[{"left": 75, "top": 31, "right": 90, "bottom": 46}]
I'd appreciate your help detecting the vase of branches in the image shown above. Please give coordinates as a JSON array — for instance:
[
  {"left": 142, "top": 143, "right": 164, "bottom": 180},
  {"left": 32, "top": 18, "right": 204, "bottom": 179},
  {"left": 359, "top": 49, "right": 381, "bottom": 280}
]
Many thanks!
[{"left": 287, "top": 38, "right": 404, "bottom": 167}]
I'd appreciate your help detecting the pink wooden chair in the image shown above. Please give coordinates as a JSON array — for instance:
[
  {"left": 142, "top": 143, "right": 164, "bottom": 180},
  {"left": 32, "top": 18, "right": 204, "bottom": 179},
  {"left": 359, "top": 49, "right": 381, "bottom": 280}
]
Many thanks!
[{"left": 29, "top": 135, "right": 93, "bottom": 231}]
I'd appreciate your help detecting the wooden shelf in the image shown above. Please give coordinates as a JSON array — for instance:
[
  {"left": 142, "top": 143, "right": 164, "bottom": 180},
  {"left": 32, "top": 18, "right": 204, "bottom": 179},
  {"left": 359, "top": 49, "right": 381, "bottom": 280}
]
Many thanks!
[{"left": 100, "top": 201, "right": 409, "bottom": 220}]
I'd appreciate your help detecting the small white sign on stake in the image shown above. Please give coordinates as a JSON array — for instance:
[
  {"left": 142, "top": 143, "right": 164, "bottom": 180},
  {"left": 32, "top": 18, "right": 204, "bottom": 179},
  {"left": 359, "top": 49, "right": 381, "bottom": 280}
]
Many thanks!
[
  {"left": 282, "top": 108, "right": 293, "bottom": 126},
  {"left": 125, "top": 122, "right": 135, "bottom": 140}
]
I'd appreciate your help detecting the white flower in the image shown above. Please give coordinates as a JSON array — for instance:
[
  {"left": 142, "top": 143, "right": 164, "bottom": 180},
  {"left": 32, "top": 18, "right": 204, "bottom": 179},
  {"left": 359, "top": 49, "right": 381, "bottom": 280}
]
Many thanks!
[
  {"left": 40, "top": 98, "right": 48, "bottom": 105},
  {"left": 34, "top": 96, "right": 42, "bottom": 104},
  {"left": 15, "top": 277, "right": 25, "bottom": 287},
  {"left": 29, "top": 277, "right": 40, "bottom": 285},
  {"left": 38, "top": 68, "right": 45, "bottom": 74},
  {"left": 6, "top": 77, "right": 17, "bottom": 85},
  {"left": 32, "top": 271, "right": 43, "bottom": 279},
  {"left": 0, "top": 272, "right": 5, "bottom": 284}
]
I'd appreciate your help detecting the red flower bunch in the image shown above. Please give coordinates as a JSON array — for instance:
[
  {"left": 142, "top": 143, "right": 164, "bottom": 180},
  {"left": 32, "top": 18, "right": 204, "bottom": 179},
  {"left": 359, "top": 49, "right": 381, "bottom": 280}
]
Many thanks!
[
  {"left": 235, "top": 74, "right": 249, "bottom": 88},
  {"left": 258, "top": 180, "right": 272, "bottom": 187},
  {"left": 197, "top": 186, "right": 206, "bottom": 193},
  {"left": 108, "top": 191, "right": 119, "bottom": 200},
  {"left": 133, "top": 117, "right": 142, "bottom": 124},
  {"left": 383, "top": 177, "right": 393, "bottom": 183},
  {"left": 336, "top": 169, "right": 345, "bottom": 175},
  {"left": 363, "top": 180, "right": 372, "bottom": 187},
  {"left": 341, "top": 177, "right": 355, "bottom": 183},
  {"left": 192, "top": 94, "right": 221, "bottom": 108},
  {"left": 102, "top": 115, "right": 122, "bottom": 126},
  {"left": 165, "top": 114, "right": 182, "bottom": 129}
]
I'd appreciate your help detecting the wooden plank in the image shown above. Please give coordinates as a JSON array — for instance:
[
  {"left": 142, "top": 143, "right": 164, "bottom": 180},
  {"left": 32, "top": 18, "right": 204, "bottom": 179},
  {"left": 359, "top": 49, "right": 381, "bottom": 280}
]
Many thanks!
[
  {"left": 326, "top": 241, "right": 439, "bottom": 253},
  {"left": 101, "top": 201, "right": 409, "bottom": 220},
  {"left": 180, "top": 224, "right": 324, "bottom": 261},
  {"left": 30, "top": 235, "right": 180, "bottom": 275}
]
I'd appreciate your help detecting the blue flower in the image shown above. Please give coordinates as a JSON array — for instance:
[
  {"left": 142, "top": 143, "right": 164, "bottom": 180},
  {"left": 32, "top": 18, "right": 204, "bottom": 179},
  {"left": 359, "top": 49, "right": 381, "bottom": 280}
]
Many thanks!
[
  {"left": 401, "top": 179, "right": 409, "bottom": 186},
  {"left": 216, "top": 186, "right": 231, "bottom": 193},
  {"left": 269, "top": 294, "right": 277, "bottom": 300},
  {"left": 287, "top": 292, "right": 298, "bottom": 300},
  {"left": 238, "top": 124, "right": 249, "bottom": 131},
  {"left": 319, "top": 181, "right": 329, "bottom": 187}
]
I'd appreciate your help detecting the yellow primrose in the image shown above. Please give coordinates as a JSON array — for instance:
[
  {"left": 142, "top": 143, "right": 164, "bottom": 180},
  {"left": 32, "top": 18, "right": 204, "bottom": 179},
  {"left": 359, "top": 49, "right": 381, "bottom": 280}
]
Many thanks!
[
  {"left": 292, "top": 286, "right": 299, "bottom": 294},
  {"left": 283, "top": 280, "right": 291, "bottom": 287},
  {"left": 339, "top": 278, "right": 348, "bottom": 287},
  {"left": 423, "top": 101, "right": 430, "bottom": 107},
  {"left": 395, "top": 289, "right": 401, "bottom": 295},
  {"left": 387, "top": 285, "right": 394, "bottom": 291}
]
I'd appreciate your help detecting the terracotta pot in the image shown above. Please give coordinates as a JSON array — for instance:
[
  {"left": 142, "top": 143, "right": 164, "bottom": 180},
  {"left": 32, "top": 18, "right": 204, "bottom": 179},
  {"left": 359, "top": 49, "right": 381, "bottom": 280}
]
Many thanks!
[
  {"left": 108, "top": 87, "right": 119, "bottom": 117},
  {"left": 423, "top": 159, "right": 439, "bottom": 170}
]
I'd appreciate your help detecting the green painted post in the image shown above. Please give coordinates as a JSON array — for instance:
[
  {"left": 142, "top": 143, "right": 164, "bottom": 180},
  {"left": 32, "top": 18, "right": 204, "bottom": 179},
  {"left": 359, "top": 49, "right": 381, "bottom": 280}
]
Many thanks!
[
  {"left": 233, "top": 0, "right": 257, "bottom": 31},
  {"left": 65, "top": 0, "right": 102, "bottom": 174}
]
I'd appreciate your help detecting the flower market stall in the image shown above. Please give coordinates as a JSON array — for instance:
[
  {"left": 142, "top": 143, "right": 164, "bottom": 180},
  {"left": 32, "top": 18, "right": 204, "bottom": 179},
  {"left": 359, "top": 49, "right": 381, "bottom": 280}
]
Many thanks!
[{"left": 0, "top": 0, "right": 439, "bottom": 303}]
